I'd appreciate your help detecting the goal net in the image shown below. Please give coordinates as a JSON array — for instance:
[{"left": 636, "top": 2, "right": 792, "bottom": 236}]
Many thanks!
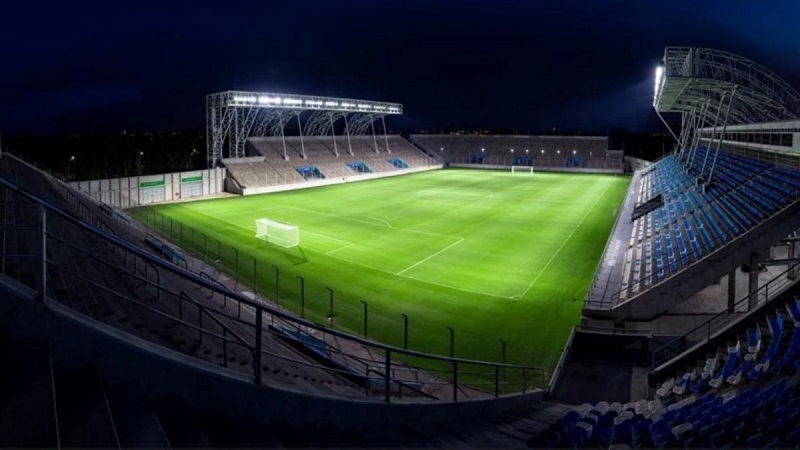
[
  {"left": 511, "top": 165, "right": 534, "bottom": 174},
  {"left": 255, "top": 218, "right": 299, "bottom": 248}
]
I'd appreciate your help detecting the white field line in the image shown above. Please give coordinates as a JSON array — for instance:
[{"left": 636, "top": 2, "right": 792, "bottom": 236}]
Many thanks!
[
  {"left": 321, "top": 248, "right": 510, "bottom": 300},
  {"left": 512, "top": 181, "right": 615, "bottom": 300},
  {"left": 325, "top": 242, "right": 355, "bottom": 255},
  {"left": 396, "top": 237, "right": 465, "bottom": 275},
  {"left": 396, "top": 272, "right": 510, "bottom": 300},
  {"left": 179, "top": 207, "right": 357, "bottom": 252},
  {"left": 416, "top": 188, "right": 498, "bottom": 199},
  {"left": 282, "top": 206, "right": 393, "bottom": 228},
  {"left": 282, "top": 206, "right": 462, "bottom": 240},
  {"left": 302, "top": 230, "right": 354, "bottom": 246}
]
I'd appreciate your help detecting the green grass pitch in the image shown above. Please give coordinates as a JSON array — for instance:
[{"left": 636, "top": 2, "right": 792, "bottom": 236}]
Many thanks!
[{"left": 130, "top": 169, "right": 629, "bottom": 373}]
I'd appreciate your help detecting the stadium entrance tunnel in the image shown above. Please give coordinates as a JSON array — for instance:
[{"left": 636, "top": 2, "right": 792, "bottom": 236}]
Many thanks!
[
  {"left": 467, "top": 154, "right": 485, "bottom": 164},
  {"left": 387, "top": 158, "right": 409, "bottom": 169},
  {"left": 347, "top": 161, "right": 372, "bottom": 174},
  {"left": 296, "top": 166, "right": 325, "bottom": 180}
]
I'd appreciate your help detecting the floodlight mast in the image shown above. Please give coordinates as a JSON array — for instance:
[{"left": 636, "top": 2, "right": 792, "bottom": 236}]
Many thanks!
[{"left": 206, "top": 91, "right": 403, "bottom": 168}]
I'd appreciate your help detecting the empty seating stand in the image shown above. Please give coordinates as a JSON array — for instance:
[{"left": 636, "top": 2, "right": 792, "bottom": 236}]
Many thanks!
[
  {"left": 617, "top": 150, "right": 800, "bottom": 302},
  {"left": 530, "top": 296, "right": 800, "bottom": 449}
]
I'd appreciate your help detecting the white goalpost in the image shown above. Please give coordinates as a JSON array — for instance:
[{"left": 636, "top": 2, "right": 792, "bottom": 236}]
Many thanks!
[
  {"left": 511, "top": 165, "right": 535, "bottom": 174},
  {"left": 255, "top": 218, "right": 299, "bottom": 248}
]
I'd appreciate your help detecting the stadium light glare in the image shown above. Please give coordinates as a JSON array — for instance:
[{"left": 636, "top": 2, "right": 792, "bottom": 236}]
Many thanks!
[
  {"left": 654, "top": 65, "right": 665, "bottom": 105},
  {"left": 572, "top": 150, "right": 577, "bottom": 155},
  {"left": 283, "top": 98, "right": 303, "bottom": 105},
  {"left": 324, "top": 101, "right": 338, "bottom": 107},
  {"left": 233, "top": 95, "right": 257, "bottom": 103},
  {"left": 510, "top": 148, "right": 514, "bottom": 153},
  {"left": 557, "top": 150, "right": 560, "bottom": 154},
  {"left": 481, "top": 148, "right": 485, "bottom": 152},
  {"left": 541, "top": 149, "right": 545, "bottom": 154},
  {"left": 258, "top": 96, "right": 283, "bottom": 104},
  {"left": 525, "top": 149, "right": 529, "bottom": 153}
]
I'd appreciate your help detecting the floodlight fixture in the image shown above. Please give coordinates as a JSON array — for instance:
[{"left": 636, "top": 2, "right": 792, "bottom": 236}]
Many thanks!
[
  {"left": 481, "top": 148, "right": 485, "bottom": 152},
  {"left": 510, "top": 148, "right": 514, "bottom": 153},
  {"left": 557, "top": 150, "right": 560, "bottom": 154},
  {"left": 525, "top": 149, "right": 529, "bottom": 154},
  {"left": 653, "top": 65, "right": 664, "bottom": 106},
  {"left": 572, "top": 150, "right": 577, "bottom": 155},
  {"left": 207, "top": 90, "right": 403, "bottom": 167}
]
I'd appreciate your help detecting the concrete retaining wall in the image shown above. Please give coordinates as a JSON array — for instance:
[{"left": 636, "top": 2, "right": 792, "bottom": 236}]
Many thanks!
[
  {"left": 70, "top": 168, "right": 226, "bottom": 209},
  {"left": 240, "top": 165, "right": 443, "bottom": 195}
]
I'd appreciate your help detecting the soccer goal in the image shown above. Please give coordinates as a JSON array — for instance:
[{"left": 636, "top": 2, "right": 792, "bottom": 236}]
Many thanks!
[
  {"left": 255, "top": 218, "right": 299, "bottom": 248},
  {"left": 511, "top": 165, "right": 534, "bottom": 174}
]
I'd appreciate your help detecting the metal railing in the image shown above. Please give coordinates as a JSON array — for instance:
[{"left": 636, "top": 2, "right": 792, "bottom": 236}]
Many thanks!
[
  {"left": 0, "top": 172, "right": 546, "bottom": 402},
  {"left": 651, "top": 262, "right": 800, "bottom": 369}
]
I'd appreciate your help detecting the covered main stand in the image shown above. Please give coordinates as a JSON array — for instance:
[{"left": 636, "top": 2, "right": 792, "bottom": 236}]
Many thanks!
[
  {"left": 206, "top": 91, "right": 403, "bottom": 168},
  {"left": 653, "top": 47, "right": 800, "bottom": 190}
]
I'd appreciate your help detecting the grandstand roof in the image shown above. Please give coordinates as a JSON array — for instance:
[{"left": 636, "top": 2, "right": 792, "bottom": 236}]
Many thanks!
[
  {"left": 208, "top": 90, "right": 402, "bottom": 115},
  {"left": 654, "top": 47, "right": 800, "bottom": 125},
  {"left": 206, "top": 91, "right": 403, "bottom": 167}
]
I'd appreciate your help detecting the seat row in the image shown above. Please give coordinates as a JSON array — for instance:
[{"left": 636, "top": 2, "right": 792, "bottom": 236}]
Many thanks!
[{"left": 618, "top": 150, "right": 800, "bottom": 302}]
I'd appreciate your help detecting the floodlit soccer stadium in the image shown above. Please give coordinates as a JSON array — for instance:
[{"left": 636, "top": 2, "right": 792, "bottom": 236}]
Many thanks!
[{"left": 4, "top": 46, "right": 800, "bottom": 447}]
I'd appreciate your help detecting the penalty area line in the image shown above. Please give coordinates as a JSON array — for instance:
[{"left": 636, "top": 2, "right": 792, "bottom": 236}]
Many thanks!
[
  {"left": 396, "top": 238, "right": 465, "bottom": 275},
  {"left": 513, "top": 181, "right": 615, "bottom": 300}
]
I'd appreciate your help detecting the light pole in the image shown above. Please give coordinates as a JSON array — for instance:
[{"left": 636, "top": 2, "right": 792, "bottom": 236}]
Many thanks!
[
  {"left": 137, "top": 151, "right": 144, "bottom": 175},
  {"left": 67, "top": 155, "right": 75, "bottom": 180}
]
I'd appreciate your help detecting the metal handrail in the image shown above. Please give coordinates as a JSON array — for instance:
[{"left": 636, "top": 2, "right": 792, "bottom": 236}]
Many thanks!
[
  {"left": 179, "top": 291, "right": 252, "bottom": 352},
  {"left": 652, "top": 261, "right": 800, "bottom": 369},
  {"left": 45, "top": 261, "right": 247, "bottom": 350},
  {"left": 0, "top": 174, "right": 546, "bottom": 401}
]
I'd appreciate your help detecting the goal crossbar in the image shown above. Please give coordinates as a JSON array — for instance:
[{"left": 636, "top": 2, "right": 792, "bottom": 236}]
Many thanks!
[
  {"left": 255, "top": 218, "right": 299, "bottom": 248},
  {"left": 511, "top": 165, "right": 535, "bottom": 174}
]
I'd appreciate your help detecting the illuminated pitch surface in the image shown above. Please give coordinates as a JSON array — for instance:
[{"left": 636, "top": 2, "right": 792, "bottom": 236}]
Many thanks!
[{"left": 131, "top": 169, "right": 629, "bottom": 370}]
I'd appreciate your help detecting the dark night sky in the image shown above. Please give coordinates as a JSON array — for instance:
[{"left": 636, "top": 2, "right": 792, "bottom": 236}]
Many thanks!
[{"left": 2, "top": 0, "right": 798, "bottom": 136}]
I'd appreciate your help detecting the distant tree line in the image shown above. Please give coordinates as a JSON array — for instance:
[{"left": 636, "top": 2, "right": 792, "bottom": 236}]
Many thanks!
[{"left": 3, "top": 130, "right": 206, "bottom": 181}]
